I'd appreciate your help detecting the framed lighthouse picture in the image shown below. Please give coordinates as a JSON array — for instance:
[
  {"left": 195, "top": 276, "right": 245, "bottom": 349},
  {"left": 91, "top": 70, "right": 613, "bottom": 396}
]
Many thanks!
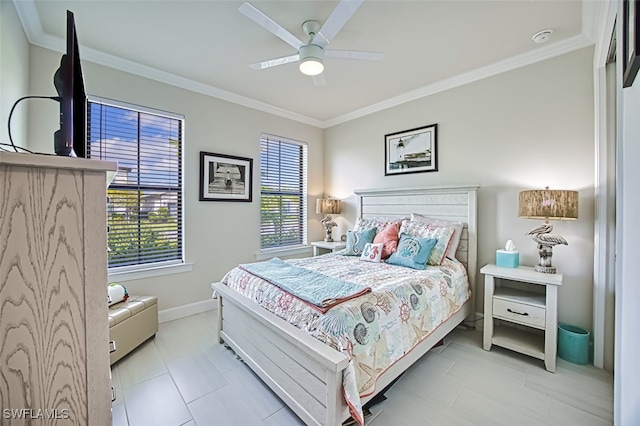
[{"left": 384, "top": 124, "right": 438, "bottom": 176}]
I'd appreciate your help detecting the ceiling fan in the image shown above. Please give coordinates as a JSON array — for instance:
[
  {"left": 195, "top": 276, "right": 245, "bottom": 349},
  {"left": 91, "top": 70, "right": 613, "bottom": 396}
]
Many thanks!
[{"left": 238, "top": 0, "right": 384, "bottom": 84}]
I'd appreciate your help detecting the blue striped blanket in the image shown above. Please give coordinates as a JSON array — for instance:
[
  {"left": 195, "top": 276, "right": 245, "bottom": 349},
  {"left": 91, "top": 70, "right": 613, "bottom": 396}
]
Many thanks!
[{"left": 239, "top": 258, "right": 371, "bottom": 312}]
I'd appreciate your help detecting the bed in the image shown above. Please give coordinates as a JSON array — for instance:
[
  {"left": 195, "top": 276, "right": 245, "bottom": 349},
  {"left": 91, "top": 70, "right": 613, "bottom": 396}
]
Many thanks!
[{"left": 211, "top": 185, "right": 478, "bottom": 425}]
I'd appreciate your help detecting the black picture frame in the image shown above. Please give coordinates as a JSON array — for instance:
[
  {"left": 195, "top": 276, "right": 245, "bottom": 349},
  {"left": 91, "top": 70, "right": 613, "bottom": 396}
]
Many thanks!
[
  {"left": 384, "top": 124, "right": 438, "bottom": 176},
  {"left": 623, "top": 0, "right": 640, "bottom": 88},
  {"left": 199, "top": 151, "right": 253, "bottom": 202}
]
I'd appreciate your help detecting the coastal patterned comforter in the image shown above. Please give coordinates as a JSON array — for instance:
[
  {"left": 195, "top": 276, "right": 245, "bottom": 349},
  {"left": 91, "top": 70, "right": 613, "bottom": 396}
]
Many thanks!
[{"left": 221, "top": 252, "right": 470, "bottom": 424}]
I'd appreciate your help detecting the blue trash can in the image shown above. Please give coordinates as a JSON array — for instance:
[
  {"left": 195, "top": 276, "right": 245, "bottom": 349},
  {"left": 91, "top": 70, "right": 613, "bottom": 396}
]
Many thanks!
[{"left": 557, "top": 324, "right": 590, "bottom": 365}]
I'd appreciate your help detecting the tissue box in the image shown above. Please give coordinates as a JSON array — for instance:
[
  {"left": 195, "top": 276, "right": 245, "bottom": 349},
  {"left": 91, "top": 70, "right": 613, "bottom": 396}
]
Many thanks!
[{"left": 496, "top": 250, "right": 519, "bottom": 268}]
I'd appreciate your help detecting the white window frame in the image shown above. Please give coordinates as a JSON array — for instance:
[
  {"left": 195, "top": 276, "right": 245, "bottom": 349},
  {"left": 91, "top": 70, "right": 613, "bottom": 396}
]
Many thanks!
[
  {"left": 258, "top": 133, "right": 310, "bottom": 259},
  {"left": 88, "top": 96, "right": 191, "bottom": 281}
]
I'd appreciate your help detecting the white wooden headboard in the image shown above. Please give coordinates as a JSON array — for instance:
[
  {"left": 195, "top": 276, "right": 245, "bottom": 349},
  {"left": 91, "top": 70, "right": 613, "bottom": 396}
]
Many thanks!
[{"left": 354, "top": 185, "right": 479, "bottom": 316}]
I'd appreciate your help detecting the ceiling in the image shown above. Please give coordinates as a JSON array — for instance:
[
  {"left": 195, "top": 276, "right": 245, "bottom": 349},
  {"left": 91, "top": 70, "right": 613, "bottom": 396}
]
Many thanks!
[{"left": 14, "top": 0, "right": 596, "bottom": 128}]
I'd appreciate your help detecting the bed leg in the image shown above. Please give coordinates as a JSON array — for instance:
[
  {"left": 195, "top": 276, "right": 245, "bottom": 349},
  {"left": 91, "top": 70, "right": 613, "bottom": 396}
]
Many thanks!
[{"left": 216, "top": 294, "right": 224, "bottom": 344}]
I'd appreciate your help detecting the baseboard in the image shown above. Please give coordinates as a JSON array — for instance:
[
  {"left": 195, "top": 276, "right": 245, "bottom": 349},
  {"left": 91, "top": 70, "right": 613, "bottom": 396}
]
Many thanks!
[{"left": 158, "top": 298, "right": 216, "bottom": 323}]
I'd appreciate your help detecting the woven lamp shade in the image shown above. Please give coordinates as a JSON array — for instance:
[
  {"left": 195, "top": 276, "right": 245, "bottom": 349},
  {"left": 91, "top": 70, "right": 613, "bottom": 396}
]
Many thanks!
[
  {"left": 316, "top": 198, "right": 341, "bottom": 215},
  {"left": 518, "top": 188, "right": 578, "bottom": 220}
]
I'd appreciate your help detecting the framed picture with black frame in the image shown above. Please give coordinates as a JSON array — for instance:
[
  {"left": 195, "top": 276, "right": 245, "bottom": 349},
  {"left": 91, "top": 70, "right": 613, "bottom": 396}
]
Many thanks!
[
  {"left": 623, "top": 0, "right": 640, "bottom": 88},
  {"left": 384, "top": 124, "right": 438, "bottom": 176},
  {"left": 199, "top": 151, "right": 253, "bottom": 202}
]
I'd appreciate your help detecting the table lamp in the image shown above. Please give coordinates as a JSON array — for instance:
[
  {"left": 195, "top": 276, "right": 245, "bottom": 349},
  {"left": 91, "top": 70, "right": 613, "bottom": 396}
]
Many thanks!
[
  {"left": 316, "top": 198, "right": 341, "bottom": 242},
  {"left": 518, "top": 187, "right": 578, "bottom": 273}
]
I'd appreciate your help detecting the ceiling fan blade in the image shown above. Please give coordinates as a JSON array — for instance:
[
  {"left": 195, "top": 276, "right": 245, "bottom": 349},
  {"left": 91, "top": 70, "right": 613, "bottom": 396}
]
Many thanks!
[
  {"left": 249, "top": 54, "right": 300, "bottom": 70},
  {"left": 312, "top": 73, "right": 326, "bottom": 87},
  {"left": 239, "top": 2, "right": 304, "bottom": 50},
  {"left": 325, "top": 49, "right": 385, "bottom": 61},
  {"left": 312, "top": 0, "right": 365, "bottom": 48}
]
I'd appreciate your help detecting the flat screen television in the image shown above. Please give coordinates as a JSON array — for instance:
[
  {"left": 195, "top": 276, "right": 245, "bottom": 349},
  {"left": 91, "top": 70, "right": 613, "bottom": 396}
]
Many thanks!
[{"left": 53, "top": 10, "right": 88, "bottom": 158}]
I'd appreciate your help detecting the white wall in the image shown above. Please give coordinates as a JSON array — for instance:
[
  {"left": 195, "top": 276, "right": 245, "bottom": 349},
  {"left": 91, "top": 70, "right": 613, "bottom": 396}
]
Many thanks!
[
  {"left": 324, "top": 48, "right": 596, "bottom": 334},
  {"left": 23, "top": 45, "right": 326, "bottom": 312},
  {"left": 616, "top": 31, "right": 640, "bottom": 423},
  {"left": 1, "top": 0, "right": 30, "bottom": 150}
]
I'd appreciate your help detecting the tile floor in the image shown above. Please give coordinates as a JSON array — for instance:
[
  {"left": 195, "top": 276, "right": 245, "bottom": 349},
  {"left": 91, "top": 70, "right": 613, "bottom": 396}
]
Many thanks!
[{"left": 111, "top": 310, "right": 613, "bottom": 425}]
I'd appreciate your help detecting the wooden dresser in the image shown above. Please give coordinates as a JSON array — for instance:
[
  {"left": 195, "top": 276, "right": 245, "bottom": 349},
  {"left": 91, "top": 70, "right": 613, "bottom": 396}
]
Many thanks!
[{"left": 0, "top": 152, "right": 116, "bottom": 425}]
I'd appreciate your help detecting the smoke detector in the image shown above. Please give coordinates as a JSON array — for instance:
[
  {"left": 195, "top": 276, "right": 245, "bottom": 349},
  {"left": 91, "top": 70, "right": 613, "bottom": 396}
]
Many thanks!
[{"left": 532, "top": 29, "right": 554, "bottom": 44}]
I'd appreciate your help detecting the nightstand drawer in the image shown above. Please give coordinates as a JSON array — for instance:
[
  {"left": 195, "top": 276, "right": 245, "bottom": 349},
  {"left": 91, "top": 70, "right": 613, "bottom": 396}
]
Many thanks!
[{"left": 493, "top": 298, "right": 545, "bottom": 329}]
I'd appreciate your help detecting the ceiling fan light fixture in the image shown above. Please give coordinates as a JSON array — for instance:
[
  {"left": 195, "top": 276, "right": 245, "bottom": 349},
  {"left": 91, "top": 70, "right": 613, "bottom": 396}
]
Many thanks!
[
  {"left": 299, "top": 44, "right": 325, "bottom": 76},
  {"left": 300, "top": 58, "right": 324, "bottom": 76}
]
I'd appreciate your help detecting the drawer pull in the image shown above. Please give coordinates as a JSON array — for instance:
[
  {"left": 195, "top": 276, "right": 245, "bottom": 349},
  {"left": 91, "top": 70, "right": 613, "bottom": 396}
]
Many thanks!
[
  {"left": 507, "top": 308, "right": 529, "bottom": 316},
  {"left": 109, "top": 340, "right": 117, "bottom": 353},
  {"left": 111, "top": 386, "right": 116, "bottom": 402}
]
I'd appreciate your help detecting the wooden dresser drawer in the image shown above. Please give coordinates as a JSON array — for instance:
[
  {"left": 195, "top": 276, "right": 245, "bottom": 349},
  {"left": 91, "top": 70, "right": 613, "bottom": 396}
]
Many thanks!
[{"left": 493, "top": 298, "right": 545, "bottom": 329}]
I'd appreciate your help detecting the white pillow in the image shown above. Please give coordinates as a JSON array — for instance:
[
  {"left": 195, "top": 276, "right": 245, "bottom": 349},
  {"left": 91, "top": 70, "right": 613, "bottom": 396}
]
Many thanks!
[
  {"left": 360, "top": 242, "right": 384, "bottom": 263},
  {"left": 410, "top": 213, "right": 464, "bottom": 260}
]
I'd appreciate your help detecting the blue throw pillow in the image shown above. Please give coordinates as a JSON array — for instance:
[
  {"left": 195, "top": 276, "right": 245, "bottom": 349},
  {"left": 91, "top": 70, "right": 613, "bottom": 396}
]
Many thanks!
[
  {"left": 344, "top": 227, "right": 377, "bottom": 256},
  {"left": 387, "top": 234, "right": 437, "bottom": 270}
]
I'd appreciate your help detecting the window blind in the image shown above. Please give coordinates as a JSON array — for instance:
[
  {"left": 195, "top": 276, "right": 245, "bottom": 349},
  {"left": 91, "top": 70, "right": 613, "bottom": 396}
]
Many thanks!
[
  {"left": 260, "top": 135, "right": 308, "bottom": 249},
  {"left": 88, "top": 98, "right": 184, "bottom": 269}
]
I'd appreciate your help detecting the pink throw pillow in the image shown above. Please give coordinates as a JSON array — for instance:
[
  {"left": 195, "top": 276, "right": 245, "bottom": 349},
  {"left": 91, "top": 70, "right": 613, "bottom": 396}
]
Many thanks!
[{"left": 373, "top": 222, "right": 401, "bottom": 259}]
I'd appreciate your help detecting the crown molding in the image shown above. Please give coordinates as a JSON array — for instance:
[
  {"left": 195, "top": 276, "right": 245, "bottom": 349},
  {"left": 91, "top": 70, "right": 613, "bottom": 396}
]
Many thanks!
[
  {"left": 323, "top": 33, "right": 594, "bottom": 128},
  {"left": 13, "top": 0, "right": 597, "bottom": 130},
  {"left": 11, "top": 0, "right": 323, "bottom": 128},
  {"left": 82, "top": 46, "right": 325, "bottom": 128}
]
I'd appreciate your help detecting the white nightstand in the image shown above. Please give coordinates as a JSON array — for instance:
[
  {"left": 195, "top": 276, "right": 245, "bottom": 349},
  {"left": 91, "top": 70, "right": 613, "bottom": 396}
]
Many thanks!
[
  {"left": 481, "top": 264, "right": 563, "bottom": 372},
  {"left": 310, "top": 241, "right": 346, "bottom": 256}
]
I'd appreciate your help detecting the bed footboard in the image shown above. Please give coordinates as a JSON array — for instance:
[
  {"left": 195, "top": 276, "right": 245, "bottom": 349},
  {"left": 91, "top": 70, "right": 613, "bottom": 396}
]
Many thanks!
[
  {"left": 213, "top": 282, "right": 351, "bottom": 426},
  {"left": 213, "top": 281, "right": 471, "bottom": 426}
]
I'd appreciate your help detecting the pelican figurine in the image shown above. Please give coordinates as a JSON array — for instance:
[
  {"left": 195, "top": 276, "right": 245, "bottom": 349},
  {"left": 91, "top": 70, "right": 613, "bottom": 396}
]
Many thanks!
[
  {"left": 527, "top": 222, "right": 568, "bottom": 246},
  {"left": 526, "top": 222, "right": 567, "bottom": 273}
]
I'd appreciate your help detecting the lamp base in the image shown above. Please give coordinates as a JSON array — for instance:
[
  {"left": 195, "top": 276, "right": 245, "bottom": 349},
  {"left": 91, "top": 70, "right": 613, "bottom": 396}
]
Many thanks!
[
  {"left": 535, "top": 265, "right": 557, "bottom": 274},
  {"left": 321, "top": 215, "right": 337, "bottom": 243},
  {"left": 536, "top": 244, "right": 556, "bottom": 274},
  {"left": 323, "top": 225, "right": 334, "bottom": 242}
]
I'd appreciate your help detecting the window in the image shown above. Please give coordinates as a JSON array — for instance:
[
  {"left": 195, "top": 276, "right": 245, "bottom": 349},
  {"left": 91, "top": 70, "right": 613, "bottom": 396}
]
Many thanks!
[
  {"left": 88, "top": 97, "right": 184, "bottom": 270},
  {"left": 260, "top": 134, "right": 308, "bottom": 250}
]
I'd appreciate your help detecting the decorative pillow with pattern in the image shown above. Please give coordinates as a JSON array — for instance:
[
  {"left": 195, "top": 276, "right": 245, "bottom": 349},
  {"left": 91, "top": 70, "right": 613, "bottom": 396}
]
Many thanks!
[
  {"left": 410, "top": 213, "right": 464, "bottom": 260},
  {"left": 373, "top": 221, "right": 401, "bottom": 259},
  {"left": 344, "top": 227, "right": 377, "bottom": 256},
  {"left": 386, "top": 234, "right": 437, "bottom": 270},
  {"left": 354, "top": 217, "right": 406, "bottom": 233},
  {"left": 399, "top": 220, "right": 455, "bottom": 265},
  {"left": 360, "top": 242, "right": 384, "bottom": 263}
]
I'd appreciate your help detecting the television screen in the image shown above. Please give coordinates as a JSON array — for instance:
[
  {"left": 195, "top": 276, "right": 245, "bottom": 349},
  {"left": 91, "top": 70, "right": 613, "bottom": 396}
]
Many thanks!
[{"left": 53, "top": 10, "right": 87, "bottom": 158}]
